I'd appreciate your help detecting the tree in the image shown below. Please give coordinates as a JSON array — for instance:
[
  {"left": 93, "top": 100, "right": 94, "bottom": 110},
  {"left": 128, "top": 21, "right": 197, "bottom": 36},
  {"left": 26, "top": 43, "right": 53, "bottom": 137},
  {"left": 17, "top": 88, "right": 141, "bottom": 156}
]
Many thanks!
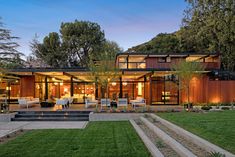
[
  {"left": 60, "top": 20, "right": 105, "bottom": 67},
  {"left": 0, "top": 18, "right": 24, "bottom": 68},
  {"left": 181, "top": 0, "right": 235, "bottom": 71},
  {"left": 88, "top": 41, "right": 122, "bottom": 99},
  {"left": 31, "top": 20, "right": 105, "bottom": 67},
  {"left": 171, "top": 60, "right": 205, "bottom": 105},
  {"left": 30, "top": 33, "right": 67, "bottom": 67}
]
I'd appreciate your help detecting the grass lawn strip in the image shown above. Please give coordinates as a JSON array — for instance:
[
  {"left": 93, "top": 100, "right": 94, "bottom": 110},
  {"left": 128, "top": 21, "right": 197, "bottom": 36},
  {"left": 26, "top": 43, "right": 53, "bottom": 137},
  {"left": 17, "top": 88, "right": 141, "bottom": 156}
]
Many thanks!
[
  {"left": 0, "top": 121, "right": 150, "bottom": 157},
  {"left": 157, "top": 111, "right": 235, "bottom": 154}
]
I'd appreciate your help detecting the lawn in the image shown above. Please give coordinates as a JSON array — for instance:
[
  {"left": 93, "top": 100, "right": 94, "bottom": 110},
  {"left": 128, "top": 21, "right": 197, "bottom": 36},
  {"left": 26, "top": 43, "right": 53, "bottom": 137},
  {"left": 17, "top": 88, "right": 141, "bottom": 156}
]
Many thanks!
[
  {"left": 157, "top": 110, "right": 235, "bottom": 154},
  {"left": 0, "top": 121, "right": 150, "bottom": 157}
]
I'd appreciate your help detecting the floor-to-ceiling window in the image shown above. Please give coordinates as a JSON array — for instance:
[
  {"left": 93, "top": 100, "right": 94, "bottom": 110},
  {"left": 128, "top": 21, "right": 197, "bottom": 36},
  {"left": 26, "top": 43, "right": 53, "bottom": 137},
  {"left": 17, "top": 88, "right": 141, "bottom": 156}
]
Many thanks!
[
  {"left": 152, "top": 74, "right": 179, "bottom": 105},
  {"left": 73, "top": 82, "right": 95, "bottom": 103}
]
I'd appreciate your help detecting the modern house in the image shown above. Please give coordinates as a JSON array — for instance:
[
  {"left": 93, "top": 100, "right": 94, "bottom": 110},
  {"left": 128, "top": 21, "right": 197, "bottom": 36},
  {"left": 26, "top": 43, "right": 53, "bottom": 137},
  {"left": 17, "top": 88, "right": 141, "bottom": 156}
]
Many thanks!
[{"left": 1, "top": 52, "right": 235, "bottom": 108}]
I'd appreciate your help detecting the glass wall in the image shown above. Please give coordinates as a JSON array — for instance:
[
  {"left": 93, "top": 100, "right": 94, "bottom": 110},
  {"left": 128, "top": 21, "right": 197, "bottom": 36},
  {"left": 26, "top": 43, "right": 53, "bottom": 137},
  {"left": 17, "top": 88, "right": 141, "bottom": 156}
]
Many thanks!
[
  {"left": 73, "top": 83, "right": 95, "bottom": 103},
  {"left": 108, "top": 81, "right": 145, "bottom": 102},
  {"left": 152, "top": 75, "right": 179, "bottom": 105}
]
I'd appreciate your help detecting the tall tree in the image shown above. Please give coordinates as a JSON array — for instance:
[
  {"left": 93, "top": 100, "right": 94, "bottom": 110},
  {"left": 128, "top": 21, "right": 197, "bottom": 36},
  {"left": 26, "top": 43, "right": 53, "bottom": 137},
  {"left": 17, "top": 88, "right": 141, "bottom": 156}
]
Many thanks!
[
  {"left": 60, "top": 20, "right": 105, "bottom": 67},
  {"left": 181, "top": 0, "right": 235, "bottom": 71},
  {"left": 0, "top": 18, "right": 24, "bottom": 68},
  {"left": 31, "top": 20, "right": 105, "bottom": 67},
  {"left": 30, "top": 33, "right": 67, "bottom": 67}
]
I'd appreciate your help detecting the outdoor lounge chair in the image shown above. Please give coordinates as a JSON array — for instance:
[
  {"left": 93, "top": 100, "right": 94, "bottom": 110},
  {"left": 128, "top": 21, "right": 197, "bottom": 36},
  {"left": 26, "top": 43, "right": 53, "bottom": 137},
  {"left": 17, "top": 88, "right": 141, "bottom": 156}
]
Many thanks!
[
  {"left": 85, "top": 99, "right": 98, "bottom": 108},
  {"left": 100, "top": 98, "right": 111, "bottom": 110},
  {"left": 56, "top": 98, "right": 69, "bottom": 108},
  {"left": 18, "top": 98, "right": 39, "bottom": 109},
  {"left": 130, "top": 97, "right": 146, "bottom": 109},
  {"left": 117, "top": 98, "right": 128, "bottom": 108}
]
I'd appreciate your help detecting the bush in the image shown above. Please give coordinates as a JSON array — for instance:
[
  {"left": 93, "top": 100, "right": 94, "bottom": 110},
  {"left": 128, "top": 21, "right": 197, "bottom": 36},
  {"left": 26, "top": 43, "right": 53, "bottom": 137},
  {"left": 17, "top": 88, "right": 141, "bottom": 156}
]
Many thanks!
[
  {"left": 221, "top": 107, "right": 230, "bottom": 110},
  {"left": 207, "top": 152, "right": 225, "bottom": 157},
  {"left": 201, "top": 106, "right": 212, "bottom": 110}
]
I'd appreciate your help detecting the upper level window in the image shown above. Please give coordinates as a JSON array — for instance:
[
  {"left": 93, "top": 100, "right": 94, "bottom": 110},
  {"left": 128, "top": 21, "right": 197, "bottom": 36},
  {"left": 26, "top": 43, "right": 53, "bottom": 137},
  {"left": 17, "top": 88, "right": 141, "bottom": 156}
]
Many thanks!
[
  {"left": 205, "top": 57, "right": 219, "bottom": 63},
  {"left": 186, "top": 56, "right": 203, "bottom": 62},
  {"left": 118, "top": 56, "right": 146, "bottom": 69},
  {"left": 158, "top": 57, "right": 166, "bottom": 63}
]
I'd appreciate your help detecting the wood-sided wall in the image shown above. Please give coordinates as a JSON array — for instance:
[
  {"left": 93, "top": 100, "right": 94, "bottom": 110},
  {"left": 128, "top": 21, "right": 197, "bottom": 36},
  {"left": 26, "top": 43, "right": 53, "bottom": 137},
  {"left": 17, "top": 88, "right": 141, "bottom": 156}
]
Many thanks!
[
  {"left": 20, "top": 76, "right": 35, "bottom": 97},
  {"left": 181, "top": 76, "right": 235, "bottom": 104}
]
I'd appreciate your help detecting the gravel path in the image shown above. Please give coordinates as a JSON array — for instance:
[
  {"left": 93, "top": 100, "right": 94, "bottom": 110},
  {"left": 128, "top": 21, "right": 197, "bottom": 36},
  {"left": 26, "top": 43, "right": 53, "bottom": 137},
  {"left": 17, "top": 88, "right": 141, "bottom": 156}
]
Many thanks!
[
  {"left": 146, "top": 117, "right": 209, "bottom": 157},
  {"left": 135, "top": 119, "right": 179, "bottom": 157}
]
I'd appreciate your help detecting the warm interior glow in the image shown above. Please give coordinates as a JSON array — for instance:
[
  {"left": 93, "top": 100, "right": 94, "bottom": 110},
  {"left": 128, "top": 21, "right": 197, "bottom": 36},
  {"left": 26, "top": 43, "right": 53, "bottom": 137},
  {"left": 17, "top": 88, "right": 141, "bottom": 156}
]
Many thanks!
[
  {"left": 138, "top": 82, "right": 142, "bottom": 96},
  {"left": 64, "top": 88, "right": 68, "bottom": 92},
  {"left": 111, "top": 82, "right": 117, "bottom": 86},
  {"left": 6, "top": 87, "right": 11, "bottom": 90},
  {"left": 122, "top": 82, "right": 127, "bottom": 86}
]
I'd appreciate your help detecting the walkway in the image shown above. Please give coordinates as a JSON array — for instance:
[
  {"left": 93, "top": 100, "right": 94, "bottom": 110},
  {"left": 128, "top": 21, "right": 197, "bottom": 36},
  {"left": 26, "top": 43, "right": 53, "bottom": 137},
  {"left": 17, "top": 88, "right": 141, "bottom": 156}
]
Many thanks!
[{"left": 0, "top": 121, "right": 88, "bottom": 138}]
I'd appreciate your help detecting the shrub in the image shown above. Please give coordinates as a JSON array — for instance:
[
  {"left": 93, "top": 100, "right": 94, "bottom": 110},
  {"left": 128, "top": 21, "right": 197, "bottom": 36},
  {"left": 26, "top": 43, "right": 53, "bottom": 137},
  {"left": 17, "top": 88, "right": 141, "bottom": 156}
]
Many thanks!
[
  {"left": 201, "top": 106, "right": 212, "bottom": 110},
  {"left": 207, "top": 152, "right": 225, "bottom": 157},
  {"left": 221, "top": 107, "right": 230, "bottom": 110}
]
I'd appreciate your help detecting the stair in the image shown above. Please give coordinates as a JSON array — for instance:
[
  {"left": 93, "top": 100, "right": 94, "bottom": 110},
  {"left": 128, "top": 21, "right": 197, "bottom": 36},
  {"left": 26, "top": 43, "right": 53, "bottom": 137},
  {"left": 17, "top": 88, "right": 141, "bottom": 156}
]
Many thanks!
[{"left": 11, "top": 111, "right": 91, "bottom": 121}]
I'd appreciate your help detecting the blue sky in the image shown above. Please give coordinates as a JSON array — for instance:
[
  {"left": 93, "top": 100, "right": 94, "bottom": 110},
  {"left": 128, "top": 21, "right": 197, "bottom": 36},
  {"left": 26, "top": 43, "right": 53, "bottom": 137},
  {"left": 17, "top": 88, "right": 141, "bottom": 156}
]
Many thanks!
[{"left": 0, "top": 0, "right": 187, "bottom": 56}]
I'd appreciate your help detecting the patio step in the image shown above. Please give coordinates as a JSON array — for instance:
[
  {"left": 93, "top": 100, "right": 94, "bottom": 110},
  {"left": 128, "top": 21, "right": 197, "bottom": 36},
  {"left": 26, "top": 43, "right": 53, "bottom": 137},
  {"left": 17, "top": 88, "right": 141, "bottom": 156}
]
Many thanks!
[{"left": 11, "top": 111, "right": 90, "bottom": 121}]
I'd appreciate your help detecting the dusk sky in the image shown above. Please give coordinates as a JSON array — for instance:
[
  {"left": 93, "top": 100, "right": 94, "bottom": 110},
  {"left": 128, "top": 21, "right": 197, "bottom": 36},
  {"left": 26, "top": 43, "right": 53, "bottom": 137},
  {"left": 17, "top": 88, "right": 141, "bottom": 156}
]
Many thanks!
[{"left": 0, "top": 0, "right": 187, "bottom": 56}]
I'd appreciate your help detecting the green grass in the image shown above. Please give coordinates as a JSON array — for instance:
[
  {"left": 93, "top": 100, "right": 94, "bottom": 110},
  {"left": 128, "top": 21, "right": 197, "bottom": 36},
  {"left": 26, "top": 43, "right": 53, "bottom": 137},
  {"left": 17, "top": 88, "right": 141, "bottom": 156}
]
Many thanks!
[
  {"left": 0, "top": 121, "right": 150, "bottom": 157},
  {"left": 157, "top": 110, "right": 235, "bottom": 154}
]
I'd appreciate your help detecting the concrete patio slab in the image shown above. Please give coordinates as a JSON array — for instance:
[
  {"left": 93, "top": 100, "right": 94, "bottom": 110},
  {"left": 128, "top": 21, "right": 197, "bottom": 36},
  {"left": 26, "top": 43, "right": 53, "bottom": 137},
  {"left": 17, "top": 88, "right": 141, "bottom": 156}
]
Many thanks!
[{"left": 0, "top": 121, "right": 88, "bottom": 138}]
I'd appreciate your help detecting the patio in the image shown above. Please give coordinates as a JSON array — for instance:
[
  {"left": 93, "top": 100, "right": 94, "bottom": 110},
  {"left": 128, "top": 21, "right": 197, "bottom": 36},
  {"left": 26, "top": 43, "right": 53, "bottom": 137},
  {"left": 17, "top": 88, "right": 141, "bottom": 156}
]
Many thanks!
[{"left": 8, "top": 103, "right": 183, "bottom": 112}]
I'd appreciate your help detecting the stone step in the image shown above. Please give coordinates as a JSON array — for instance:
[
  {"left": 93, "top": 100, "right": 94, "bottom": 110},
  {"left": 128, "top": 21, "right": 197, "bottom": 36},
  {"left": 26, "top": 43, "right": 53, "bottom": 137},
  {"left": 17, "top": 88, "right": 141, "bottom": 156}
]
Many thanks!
[
  {"left": 12, "top": 111, "right": 91, "bottom": 121},
  {"left": 17, "top": 111, "right": 91, "bottom": 114},
  {"left": 11, "top": 117, "right": 89, "bottom": 121},
  {"left": 15, "top": 114, "right": 89, "bottom": 118}
]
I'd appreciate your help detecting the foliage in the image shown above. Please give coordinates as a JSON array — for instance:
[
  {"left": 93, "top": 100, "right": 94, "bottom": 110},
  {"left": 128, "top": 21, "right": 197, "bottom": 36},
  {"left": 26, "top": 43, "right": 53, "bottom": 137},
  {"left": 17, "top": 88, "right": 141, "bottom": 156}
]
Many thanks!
[
  {"left": 0, "top": 18, "right": 24, "bottom": 68},
  {"left": 171, "top": 60, "right": 205, "bottom": 104},
  {"left": 30, "top": 33, "right": 67, "bottom": 67},
  {"left": 207, "top": 152, "right": 225, "bottom": 157},
  {"left": 201, "top": 106, "right": 212, "bottom": 110},
  {"left": 88, "top": 40, "right": 121, "bottom": 97},
  {"left": 181, "top": 0, "right": 235, "bottom": 71},
  {"left": 0, "top": 122, "right": 150, "bottom": 157},
  {"left": 31, "top": 20, "right": 105, "bottom": 67},
  {"left": 157, "top": 111, "right": 235, "bottom": 153},
  {"left": 128, "top": 33, "right": 181, "bottom": 53}
]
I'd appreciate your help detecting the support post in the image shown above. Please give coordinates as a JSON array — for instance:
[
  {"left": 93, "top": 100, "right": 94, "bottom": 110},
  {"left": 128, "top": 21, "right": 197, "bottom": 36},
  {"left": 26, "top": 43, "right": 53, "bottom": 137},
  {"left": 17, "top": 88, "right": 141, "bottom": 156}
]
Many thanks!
[
  {"left": 45, "top": 76, "right": 48, "bottom": 100},
  {"left": 70, "top": 77, "right": 74, "bottom": 97},
  {"left": 119, "top": 76, "right": 123, "bottom": 98}
]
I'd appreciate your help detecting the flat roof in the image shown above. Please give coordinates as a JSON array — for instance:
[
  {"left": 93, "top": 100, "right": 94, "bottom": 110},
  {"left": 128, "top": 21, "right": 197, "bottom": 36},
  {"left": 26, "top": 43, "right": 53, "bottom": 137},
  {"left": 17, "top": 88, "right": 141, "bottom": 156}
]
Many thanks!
[{"left": 116, "top": 52, "right": 220, "bottom": 57}]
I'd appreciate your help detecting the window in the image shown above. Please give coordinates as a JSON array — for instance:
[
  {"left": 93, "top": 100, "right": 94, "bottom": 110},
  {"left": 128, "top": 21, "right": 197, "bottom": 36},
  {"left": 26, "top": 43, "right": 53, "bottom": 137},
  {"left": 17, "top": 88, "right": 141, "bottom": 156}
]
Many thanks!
[
  {"left": 205, "top": 57, "right": 219, "bottom": 63},
  {"left": 166, "top": 57, "right": 171, "bottom": 62},
  {"left": 186, "top": 56, "right": 203, "bottom": 62},
  {"left": 158, "top": 57, "right": 166, "bottom": 63},
  {"left": 119, "top": 63, "right": 127, "bottom": 69}
]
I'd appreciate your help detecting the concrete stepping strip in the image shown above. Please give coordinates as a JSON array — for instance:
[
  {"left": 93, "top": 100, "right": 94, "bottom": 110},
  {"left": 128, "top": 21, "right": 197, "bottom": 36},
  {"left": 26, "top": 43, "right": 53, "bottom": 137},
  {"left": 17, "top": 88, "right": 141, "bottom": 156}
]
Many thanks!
[
  {"left": 140, "top": 117, "right": 197, "bottom": 157},
  {"left": 130, "top": 120, "right": 164, "bottom": 157},
  {"left": 150, "top": 114, "right": 235, "bottom": 157}
]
